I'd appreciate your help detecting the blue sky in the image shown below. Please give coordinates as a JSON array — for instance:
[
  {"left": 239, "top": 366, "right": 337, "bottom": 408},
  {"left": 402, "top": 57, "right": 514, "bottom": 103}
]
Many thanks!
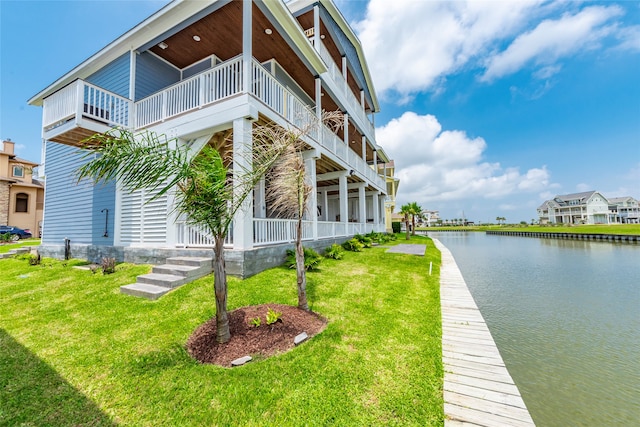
[{"left": 1, "top": 0, "right": 639, "bottom": 223}]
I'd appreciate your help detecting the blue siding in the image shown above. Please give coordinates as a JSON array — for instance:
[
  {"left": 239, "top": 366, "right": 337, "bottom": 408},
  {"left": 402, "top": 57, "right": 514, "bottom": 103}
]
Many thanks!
[
  {"left": 182, "top": 57, "right": 213, "bottom": 79},
  {"left": 135, "top": 51, "right": 180, "bottom": 100},
  {"left": 86, "top": 53, "right": 130, "bottom": 98},
  {"left": 42, "top": 142, "right": 115, "bottom": 246}
]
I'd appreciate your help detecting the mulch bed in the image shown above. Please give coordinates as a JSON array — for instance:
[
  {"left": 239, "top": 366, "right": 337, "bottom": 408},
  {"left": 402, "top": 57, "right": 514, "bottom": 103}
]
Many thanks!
[{"left": 186, "top": 303, "right": 327, "bottom": 367}]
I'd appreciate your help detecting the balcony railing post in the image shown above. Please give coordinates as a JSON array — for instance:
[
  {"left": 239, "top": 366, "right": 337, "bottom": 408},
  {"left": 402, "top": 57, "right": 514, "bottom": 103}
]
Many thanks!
[{"left": 75, "top": 80, "right": 84, "bottom": 124}]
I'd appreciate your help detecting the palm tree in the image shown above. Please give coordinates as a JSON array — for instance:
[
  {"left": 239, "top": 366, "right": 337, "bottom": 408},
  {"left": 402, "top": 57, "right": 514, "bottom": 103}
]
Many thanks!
[
  {"left": 400, "top": 203, "right": 412, "bottom": 240},
  {"left": 264, "top": 111, "right": 342, "bottom": 311},
  {"left": 76, "top": 127, "right": 290, "bottom": 343},
  {"left": 408, "top": 201, "right": 422, "bottom": 236}
]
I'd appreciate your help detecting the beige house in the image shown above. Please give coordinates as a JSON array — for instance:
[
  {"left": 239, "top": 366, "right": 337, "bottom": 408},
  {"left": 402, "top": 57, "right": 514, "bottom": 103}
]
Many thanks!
[{"left": 0, "top": 140, "right": 44, "bottom": 235}]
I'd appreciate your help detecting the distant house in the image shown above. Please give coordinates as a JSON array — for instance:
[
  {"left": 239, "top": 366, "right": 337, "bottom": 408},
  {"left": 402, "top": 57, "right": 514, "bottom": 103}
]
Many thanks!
[
  {"left": 0, "top": 140, "right": 44, "bottom": 235},
  {"left": 27, "top": 0, "right": 397, "bottom": 275},
  {"left": 421, "top": 210, "right": 440, "bottom": 227},
  {"left": 538, "top": 191, "right": 639, "bottom": 225}
]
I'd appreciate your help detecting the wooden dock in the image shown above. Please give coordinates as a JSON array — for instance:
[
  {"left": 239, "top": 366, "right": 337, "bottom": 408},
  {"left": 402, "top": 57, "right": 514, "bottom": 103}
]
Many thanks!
[{"left": 433, "top": 239, "right": 536, "bottom": 426}]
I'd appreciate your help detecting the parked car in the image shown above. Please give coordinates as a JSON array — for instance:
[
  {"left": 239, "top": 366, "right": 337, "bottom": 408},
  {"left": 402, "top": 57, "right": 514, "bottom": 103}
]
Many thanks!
[{"left": 0, "top": 225, "right": 33, "bottom": 241}]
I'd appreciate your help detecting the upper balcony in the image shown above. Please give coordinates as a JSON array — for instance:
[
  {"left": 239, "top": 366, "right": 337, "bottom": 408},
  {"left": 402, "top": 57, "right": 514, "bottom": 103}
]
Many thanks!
[{"left": 41, "top": 56, "right": 386, "bottom": 191}]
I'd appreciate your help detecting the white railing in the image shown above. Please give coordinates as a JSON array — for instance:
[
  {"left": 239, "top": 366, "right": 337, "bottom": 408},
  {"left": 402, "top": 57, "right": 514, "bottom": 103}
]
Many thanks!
[
  {"left": 43, "top": 83, "right": 77, "bottom": 129},
  {"left": 176, "top": 221, "right": 233, "bottom": 248},
  {"left": 135, "top": 56, "right": 243, "bottom": 128},
  {"left": 43, "top": 80, "right": 131, "bottom": 131},
  {"left": 251, "top": 60, "right": 318, "bottom": 140},
  {"left": 316, "top": 41, "right": 375, "bottom": 138},
  {"left": 252, "top": 218, "right": 314, "bottom": 246},
  {"left": 176, "top": 218, "right": 384, "bottom": 248}
]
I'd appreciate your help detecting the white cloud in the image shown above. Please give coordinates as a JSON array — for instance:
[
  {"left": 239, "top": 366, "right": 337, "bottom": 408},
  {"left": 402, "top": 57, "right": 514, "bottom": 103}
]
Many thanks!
[
  {"left": 355, "top": 0, "right": 542, "bottom": 95},
  {"left": 377, "top": 112, "right": 553, "bottom": 207},
  {"left": 576, "top": 183, "right": 592, "bottom": 192},
  {"left": 354, "top": 1, "right": 636, "bottom": 97},
  {"left": 481, "top": 5, "right": 623, "bottom": 81}
]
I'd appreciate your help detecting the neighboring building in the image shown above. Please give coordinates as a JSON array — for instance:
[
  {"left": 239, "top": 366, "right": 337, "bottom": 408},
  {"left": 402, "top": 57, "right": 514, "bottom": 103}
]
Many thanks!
[
  {"left": 0, "top": 140, "right": 44, "bottom": 235},
  {"left": 537, "top": 191, "right": 639, "bottom": 225},
  {"left": 608, "top": 197, "right": 640, "bottom": 224},
  {"left": 378, "top": 160, "right": 399, "bottom": 232},
  {"left": 28, "top": 0, "right": 395, "bottom": 275},
  {"left": 421, "top": 210, "right": 440, "bottom": 227}
]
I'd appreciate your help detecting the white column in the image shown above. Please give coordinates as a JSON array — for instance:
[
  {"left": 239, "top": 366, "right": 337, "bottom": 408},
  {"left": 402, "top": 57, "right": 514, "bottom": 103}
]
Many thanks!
[
  {"left": 315, "top": 78, "right": 322, "bottom": 119},
  {"left": 233, "top": 118, "right": 253, "bottom": 250},
  {"left": 322, "top": 191, "right": 329, "bottom": 221},
  {"left": 372, "top": 191, "right": 380, "bottom": 226},
  {"left": 343, "top": 114, "right": 349, "bottom": 145},
  {"left": 361, "top": 136, "right": 366, "bottom": 161},
  {"left": 254, "top": 177, "right": 266, "bottom": 218},
  {"left": 165, "top": 138, "right": 180, "bottom": 247},
  {"left": 303, "top": 150, "right": 318, "bottom": 240},
  {"left": 313, "top": 5, "right": 320, "bottom": 46},
  {"left": 358, "top": 184, "right": 366, "bottom": 224},
  {"left": 242, "top": 0, "right": 252, "bottom": 93},
  {"left": 373, "top": 150, "right": 377, "bottom": 167},
  {"left": 339, "top": 174, "right": 348, "bottom": 225}
]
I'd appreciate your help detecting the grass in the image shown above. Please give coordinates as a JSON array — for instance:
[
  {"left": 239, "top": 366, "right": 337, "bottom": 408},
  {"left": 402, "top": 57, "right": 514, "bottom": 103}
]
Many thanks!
[
  {"left": 0, "top": 238, "right": 41, "bottom": 253},
  {"left": 0, "top": 235, "right": 443, "bottom": 426},
  {"left": 418, "top": 224, "right": 640, "bottom": 235}
]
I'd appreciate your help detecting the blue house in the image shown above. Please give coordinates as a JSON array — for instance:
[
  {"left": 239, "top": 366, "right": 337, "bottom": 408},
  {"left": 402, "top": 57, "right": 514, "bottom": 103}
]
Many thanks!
[{"left": 28, "top": 0, "right": 395, "bottom": 276}]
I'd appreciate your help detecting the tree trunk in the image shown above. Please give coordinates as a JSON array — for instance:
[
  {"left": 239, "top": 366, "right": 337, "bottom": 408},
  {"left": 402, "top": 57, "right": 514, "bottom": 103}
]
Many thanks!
[
  {"left": 213, "top": 236, "right": 230, "bottom": 343},
  {"left": 405, "top": 215, "right": 410, "bottom": 240},
  {"left": 295, "top": 218, "right": 309, "bottom": 311},
  {"left": 411, "top": 215, "right": 416, "bottom": 236}
]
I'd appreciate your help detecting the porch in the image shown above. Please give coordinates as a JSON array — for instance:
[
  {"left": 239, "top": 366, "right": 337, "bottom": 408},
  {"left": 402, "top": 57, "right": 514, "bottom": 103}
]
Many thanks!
[
  {"left": 176, "top": 218, "right": 386, "bottom": 249},
  {"left": 42, "top": 56, "right": 385, "bottom": 191}
]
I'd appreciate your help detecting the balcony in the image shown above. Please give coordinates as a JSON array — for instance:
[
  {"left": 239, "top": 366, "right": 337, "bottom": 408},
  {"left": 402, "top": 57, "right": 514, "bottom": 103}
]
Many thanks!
[
  {"left": 43, "top": 80, "right": 132, "bottom": 146},
  {"left": 315, "top": 40, "right": 375, "bottom": 139},
  {"left": 42, "top": 56, "right": 385, "bottom": 190}
]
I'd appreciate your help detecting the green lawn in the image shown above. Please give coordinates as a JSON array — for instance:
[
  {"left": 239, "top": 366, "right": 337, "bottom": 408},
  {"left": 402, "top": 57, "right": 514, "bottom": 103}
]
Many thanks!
[
  {"left": 0, "top": 238, "right": 41, "bottom": 253},
  {"left": 419, "top": 224, "right": 640, "bottom": 235},
  {"left": 0, "top": 235, "right": 443, "bottom": 426}
]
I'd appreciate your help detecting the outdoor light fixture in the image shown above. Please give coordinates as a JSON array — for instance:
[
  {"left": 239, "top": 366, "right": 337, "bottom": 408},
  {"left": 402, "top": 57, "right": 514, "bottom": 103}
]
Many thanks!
[
  {"left": 193, "top": 35, "right": 201, "bottom": 42},
  {"left": 158, "top": 42, "right": 168, "bottom": 49},
  {"left": 265, "top": 28, "right": 273, "bottom": 35}
]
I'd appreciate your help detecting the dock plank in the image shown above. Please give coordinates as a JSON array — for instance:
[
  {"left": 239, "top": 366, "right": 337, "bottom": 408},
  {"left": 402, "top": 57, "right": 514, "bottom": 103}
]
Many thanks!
[{"left": 435, "top": 238, "right": 536, "bottom": 426}]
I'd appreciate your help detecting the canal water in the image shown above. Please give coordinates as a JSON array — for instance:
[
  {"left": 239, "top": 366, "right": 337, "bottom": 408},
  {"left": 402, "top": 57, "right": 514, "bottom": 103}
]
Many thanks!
[{"left": 429, "top": 232, "right": 640, "bottom": 427}]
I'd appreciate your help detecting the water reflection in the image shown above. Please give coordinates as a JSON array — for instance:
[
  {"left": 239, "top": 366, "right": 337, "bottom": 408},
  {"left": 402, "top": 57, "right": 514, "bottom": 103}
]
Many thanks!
[{"left": 430, "top": 232, "right": 640, "bottom": 427}]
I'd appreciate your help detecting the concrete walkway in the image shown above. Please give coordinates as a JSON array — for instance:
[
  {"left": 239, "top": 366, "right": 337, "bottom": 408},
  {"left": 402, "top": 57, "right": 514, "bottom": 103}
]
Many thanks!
[
  {"left": 433, "top": 238, "right": 536, "bottom": 426},
  {"left": 385, "top": 243, "right": 427, "bottom": 256}
]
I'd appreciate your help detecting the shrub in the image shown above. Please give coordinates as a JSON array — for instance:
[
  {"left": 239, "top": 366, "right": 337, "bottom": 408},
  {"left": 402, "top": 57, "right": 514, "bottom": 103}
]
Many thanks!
[
  {"left": 101, "top": 257, "right": 117, "bottom": 275},
  {"left": 324, "top": 243, "right": 344, "bottom": 260},
  {"left": 285, "top": 247, "right": 322, "bottom": 271},
  {"left": 28, "top": 252, "right": 41, "bottom": 266},
  {"left": 342, "top": 238, "right": 363, "bottom": 252},
  {"left": 250, "top": 317, "right": 261, "bottom": 327},
  {"left": 391, "top": 222, "right": 401, "bottom": 233},
  {"left": 0, "top": 232, "right": 11, "bottom": 243},
  {"left": 353, "top": 234, "right": 372, "bottom": 248},
  {"left": 266, "top": 308, "right": 282, "bottom": 325}
]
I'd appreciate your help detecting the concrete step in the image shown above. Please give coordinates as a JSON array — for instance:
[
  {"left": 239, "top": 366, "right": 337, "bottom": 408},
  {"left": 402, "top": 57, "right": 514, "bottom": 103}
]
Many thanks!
[
  {"left": 136, "top": 273, "right": 187, "bottom": 288},
  {"left": 166, "top": 256, "right": 213, "bottom": 268},
  {"left": 120, "top": 283, "right": 171, "bottom": 300},
  {"left": 122, "top": 256, "right": 214, "bottom": 300},
  {"left": 152, "top": 263, "right": 208, "bottom": 279}
]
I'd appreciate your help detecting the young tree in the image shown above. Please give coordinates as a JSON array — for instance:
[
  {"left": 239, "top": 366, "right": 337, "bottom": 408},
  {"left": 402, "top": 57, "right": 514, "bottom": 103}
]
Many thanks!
[
  {"left": 76, "top": 127, "right": 290, "bottom": 343},
  {"left": 408, "top": 201, "right": 422, "bottom": 236},
  {"left": 400, "top": 204, "right": 412, "bottom": 240},
  {"left": 265, "top": 111, "right": 343, "bottom": 311}
]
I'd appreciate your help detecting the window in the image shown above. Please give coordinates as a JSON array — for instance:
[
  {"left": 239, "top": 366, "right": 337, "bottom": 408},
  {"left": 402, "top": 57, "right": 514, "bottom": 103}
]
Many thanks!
[
  {"left": 12, "top": 165, "right": 24, "bottom": 178},
  {"left": 15, "top": 193, "right": 28, "bottom": 213}
]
